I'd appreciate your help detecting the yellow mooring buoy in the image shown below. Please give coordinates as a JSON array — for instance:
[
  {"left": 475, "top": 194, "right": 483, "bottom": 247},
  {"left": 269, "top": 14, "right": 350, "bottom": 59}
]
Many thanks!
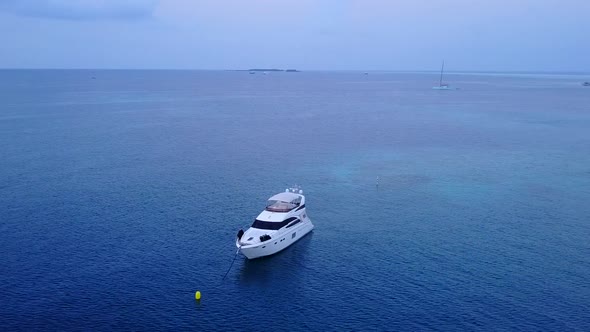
[{"left": 195, "top": 291, "right": 201, "bottom": 300}]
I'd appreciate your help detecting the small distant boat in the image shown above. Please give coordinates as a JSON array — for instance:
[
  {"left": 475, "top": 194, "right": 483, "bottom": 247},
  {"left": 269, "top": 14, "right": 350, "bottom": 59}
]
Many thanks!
[
  {"left": 236, "top": 186, "right": 314, "bottom": 259},
  {"left": 432, "top": 60, "right": 454, "bottom": 90},
  {"left": 364, "top": 72, "right": 369, "bottom": 75},
  {"left": 249, "top": 71, "right": 255, "bottom": 74},
  {"left": 583, "top": 82, "right": 590, "bottom": 86}
]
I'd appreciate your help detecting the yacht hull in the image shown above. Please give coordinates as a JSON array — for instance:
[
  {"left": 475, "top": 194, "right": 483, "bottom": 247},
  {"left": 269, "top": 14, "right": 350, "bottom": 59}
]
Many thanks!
[{"left": 237, "top": 221, "right": 314, "bottom": 259}]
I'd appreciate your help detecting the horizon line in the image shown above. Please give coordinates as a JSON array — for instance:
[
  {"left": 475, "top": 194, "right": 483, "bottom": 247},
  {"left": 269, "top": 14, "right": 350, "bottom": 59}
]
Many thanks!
[{"left": 0, "top": 67, "right": 589, "bottom": 75}]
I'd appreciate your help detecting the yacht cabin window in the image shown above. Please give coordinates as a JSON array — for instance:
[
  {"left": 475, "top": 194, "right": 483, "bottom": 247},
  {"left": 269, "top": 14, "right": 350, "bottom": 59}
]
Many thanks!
[{"left": 252, "top": 217, "right": 299, "bottom": 230}]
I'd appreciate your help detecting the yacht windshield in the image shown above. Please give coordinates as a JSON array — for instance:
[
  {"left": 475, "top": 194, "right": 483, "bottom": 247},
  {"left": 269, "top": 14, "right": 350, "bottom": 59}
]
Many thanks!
[
  {"left": 265, "top": 200, "right": 298, "bottom": 212},
  {"left": 252, "top": 217, "right": 299, "bottom": 230}
]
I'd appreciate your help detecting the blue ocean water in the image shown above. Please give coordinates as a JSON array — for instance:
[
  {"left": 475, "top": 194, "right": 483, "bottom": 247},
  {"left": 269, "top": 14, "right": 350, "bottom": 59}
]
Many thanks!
[{"left": 1, "top": 70, "right": 589, "bottom": 330}]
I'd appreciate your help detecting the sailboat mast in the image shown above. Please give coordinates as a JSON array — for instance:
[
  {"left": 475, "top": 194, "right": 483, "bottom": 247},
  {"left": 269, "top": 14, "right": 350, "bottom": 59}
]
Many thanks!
[{"left": 439, "top": 60, "right": 445, "bottom": 87}]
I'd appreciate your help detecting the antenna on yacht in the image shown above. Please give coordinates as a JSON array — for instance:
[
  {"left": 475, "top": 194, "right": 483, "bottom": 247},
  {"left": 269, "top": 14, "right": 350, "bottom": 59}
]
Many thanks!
[{"left": 286, "top": 185, "right": 303, "bottom": 194}]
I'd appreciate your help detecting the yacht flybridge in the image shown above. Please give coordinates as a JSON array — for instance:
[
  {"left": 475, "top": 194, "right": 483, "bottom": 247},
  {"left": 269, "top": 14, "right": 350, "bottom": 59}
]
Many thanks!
[{"left": 236, "top": 186, "right": 314, "bottom": 259}]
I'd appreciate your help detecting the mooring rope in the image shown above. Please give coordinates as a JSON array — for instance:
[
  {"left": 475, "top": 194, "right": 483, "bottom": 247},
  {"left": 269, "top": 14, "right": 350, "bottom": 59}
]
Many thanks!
[{"left": 221, "top": 247, "right": 240, "bottom": 281}]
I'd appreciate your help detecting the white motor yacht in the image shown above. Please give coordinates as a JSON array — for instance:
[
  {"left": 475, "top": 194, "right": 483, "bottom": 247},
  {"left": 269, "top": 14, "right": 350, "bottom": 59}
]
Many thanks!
[{"left": 236, "top": 186, "right": 314, "bottom": 259}]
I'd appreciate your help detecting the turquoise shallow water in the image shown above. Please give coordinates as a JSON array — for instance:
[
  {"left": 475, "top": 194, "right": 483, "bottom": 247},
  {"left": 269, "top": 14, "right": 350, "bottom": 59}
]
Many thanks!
[{"left": 1, "top": 70, "right": 589, "bottom": 330}]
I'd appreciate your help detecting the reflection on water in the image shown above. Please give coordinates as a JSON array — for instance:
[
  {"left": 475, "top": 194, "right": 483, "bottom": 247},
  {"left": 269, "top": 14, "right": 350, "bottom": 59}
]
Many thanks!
[{"left": 237, "top": 232, "right": 314, "bottom": 285}]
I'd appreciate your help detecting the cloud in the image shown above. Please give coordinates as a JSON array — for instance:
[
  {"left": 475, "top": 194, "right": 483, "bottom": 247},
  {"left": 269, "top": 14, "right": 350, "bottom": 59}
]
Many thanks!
[
  {"left": 154, "top": 0, "right": 316, "bottom": 26},
  {"left": 0, "top": 0, "right": 158, "bottom": 20}
]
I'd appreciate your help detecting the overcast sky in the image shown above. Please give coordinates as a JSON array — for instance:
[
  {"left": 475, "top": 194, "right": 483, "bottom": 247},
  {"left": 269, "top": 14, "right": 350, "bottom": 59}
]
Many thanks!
[{"left": 0, "top": 0, "right": 588, "bottom": 71}]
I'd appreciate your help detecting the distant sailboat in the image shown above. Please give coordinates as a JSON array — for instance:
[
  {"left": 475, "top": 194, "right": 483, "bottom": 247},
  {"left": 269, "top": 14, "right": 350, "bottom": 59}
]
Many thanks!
[{"left": 432, "top": 60, "right": 453, "bottom": 90}]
